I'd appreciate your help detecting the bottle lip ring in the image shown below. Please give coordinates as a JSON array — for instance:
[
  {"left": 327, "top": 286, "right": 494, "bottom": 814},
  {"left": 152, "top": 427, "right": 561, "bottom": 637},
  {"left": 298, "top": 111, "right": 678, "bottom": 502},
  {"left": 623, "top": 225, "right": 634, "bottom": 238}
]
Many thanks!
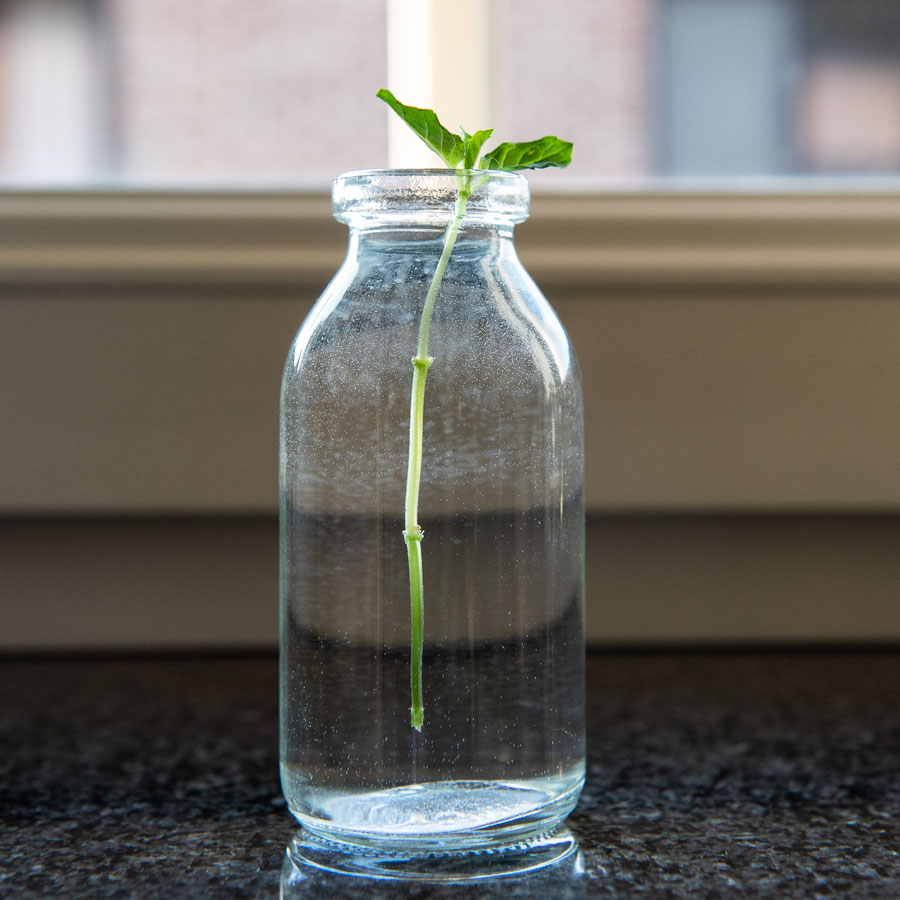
[
  {"left": 332, "top": 169, "right": 530, "bottom": 226},
  {"left": 335, "top": 167, "right": 527, "bottom": 180}
]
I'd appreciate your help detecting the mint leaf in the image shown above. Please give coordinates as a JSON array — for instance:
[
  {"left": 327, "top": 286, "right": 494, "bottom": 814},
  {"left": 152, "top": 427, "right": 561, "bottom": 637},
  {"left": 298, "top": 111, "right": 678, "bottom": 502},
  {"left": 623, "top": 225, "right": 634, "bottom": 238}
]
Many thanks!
[
  {"left": 377, "top": 89, "right": 573, "bottom": 175},
  {"left": 460, "top": 127, "right": 494, "bottom": 169},
  {"left": 479, "top": 136, "right": 573, "bottom": 171},
  {"left": 376, "top": 88, "right": 465, "bottom": 167}
]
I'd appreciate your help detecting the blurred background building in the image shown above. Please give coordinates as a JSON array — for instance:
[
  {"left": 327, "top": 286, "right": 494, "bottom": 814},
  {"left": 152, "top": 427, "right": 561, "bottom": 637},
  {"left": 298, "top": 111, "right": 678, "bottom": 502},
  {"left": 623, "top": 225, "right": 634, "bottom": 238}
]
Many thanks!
[{"left": 2, "top": 0, "right": 900, "bottom": 186}]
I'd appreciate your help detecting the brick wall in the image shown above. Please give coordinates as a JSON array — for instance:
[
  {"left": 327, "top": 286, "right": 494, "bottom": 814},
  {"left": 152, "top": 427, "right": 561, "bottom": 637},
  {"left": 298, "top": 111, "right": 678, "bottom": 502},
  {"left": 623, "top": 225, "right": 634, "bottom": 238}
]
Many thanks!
[
  {"left": 107, "top": 0, "right": 388, "bottom": 181},
  {"left": 507, "top": 0, "right": 657, "bottom": 182}
]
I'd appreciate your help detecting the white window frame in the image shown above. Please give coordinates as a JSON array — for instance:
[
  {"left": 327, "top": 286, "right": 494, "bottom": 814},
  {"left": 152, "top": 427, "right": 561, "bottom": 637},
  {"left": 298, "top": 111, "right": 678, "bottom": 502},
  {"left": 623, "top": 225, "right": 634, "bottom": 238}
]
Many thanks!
[{"left": 385, "top": 0, "right": 504, "bottom": 167}]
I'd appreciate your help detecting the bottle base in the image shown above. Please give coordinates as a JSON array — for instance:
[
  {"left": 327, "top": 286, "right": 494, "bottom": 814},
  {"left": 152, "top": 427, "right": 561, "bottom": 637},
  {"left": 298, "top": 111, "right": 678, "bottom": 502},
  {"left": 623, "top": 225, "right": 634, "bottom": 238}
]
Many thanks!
[
  {"left": 283, "top": 772, "right": 584, "bottom": 851},
  {"left": 284, "top": 824, "right": 580, "bottom": 883}
]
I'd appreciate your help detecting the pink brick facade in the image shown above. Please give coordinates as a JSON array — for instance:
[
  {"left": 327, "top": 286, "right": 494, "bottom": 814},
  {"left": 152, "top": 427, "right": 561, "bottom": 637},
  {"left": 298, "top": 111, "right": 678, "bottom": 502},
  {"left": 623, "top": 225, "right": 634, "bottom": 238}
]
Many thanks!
[
  {"left": 106, "top": 0, "right": 387, "bottom": 182},
  {"left": 0, "top": 0, "right": 655, "bottom": 183},
  {"left": 508, "top": 0, "right": 656, "bottom": 182}
]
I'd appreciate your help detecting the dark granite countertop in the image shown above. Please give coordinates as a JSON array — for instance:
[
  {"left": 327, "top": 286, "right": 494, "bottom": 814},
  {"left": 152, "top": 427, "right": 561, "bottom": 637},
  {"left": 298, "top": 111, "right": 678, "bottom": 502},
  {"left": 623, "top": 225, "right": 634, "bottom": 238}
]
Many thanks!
[{"left": 2, "top": 650, "right": 899, "bottom": 898}]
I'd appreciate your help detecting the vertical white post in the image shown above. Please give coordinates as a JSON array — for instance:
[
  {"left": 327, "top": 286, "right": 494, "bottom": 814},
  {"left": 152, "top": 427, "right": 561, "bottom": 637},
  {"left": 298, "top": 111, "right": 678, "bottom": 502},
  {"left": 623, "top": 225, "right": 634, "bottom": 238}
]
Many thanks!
[
  {"left": 2, "top": 0, "right": 105, "bottom": 179},
  {"left": 386, "top": 0, "right": 504, "bottom": 167}
]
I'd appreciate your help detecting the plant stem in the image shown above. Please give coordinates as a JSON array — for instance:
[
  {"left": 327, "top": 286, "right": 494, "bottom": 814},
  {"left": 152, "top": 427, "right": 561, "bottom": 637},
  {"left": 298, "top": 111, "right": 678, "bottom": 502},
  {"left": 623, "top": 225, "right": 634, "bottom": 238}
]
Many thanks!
[{"left": 403, "top": 172, "right": 471, "bottom": 731}]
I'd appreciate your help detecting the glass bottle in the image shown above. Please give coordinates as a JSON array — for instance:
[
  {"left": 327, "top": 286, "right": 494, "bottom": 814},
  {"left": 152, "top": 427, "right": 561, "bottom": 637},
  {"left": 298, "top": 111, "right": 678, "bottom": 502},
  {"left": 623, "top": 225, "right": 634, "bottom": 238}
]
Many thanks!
[{"left": 279, "top": 170, "right": 584, "bottom": 868}]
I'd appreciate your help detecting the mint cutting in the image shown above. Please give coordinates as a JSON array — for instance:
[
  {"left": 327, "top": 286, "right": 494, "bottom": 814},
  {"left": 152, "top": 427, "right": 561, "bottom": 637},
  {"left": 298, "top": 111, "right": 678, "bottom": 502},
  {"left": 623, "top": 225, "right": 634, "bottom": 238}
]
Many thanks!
[{"left": 377, "top": 88, "right": 572, "bottom": 730}]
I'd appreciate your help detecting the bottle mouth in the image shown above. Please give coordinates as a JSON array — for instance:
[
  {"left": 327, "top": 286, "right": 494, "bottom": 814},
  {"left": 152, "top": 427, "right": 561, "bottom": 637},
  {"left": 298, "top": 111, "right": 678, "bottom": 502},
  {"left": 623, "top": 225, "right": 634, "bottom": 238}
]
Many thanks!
[{"left": 332, "top": 169, "right": 530, "bottom": 227}]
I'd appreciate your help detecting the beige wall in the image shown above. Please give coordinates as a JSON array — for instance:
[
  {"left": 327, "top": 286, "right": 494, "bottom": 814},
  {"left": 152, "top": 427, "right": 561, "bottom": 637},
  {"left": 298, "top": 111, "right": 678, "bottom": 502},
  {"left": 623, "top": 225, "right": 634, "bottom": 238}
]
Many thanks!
[
  {"left": 4, "top": 515, "right": 900, "bottom": 650},
  {"left": 3, "top": 191, "right": 900, "bottom": 649}
]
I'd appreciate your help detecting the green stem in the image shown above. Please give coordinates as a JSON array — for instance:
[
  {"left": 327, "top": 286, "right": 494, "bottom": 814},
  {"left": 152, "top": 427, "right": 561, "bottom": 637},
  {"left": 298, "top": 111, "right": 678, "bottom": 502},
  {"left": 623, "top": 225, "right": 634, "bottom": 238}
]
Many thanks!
[{"left": 403, "top": 172, "right": 471, "bottom": 731}]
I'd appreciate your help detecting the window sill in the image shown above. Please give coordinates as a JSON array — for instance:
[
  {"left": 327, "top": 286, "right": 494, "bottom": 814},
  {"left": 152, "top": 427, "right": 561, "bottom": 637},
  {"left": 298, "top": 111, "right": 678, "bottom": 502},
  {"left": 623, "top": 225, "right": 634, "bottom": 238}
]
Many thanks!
[
  {"left": 2, "top": 189, "right": 900, "bottom": 288},
  {"left": 3, "top": 189, "right": 900, "bottom": 515}
]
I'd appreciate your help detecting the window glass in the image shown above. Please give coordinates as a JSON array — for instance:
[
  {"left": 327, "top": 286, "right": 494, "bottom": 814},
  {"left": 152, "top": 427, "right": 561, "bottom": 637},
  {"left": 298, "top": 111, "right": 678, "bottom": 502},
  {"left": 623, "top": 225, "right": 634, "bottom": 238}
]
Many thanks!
[
  {"left": 506, "top": 0, "right": 900, "bottom": 185},
  {"left": 2, "top": 0, "right": 900, "bottom": 186},
  {"left": 0, "top": 0, "right": 387, "bottom": 185}
]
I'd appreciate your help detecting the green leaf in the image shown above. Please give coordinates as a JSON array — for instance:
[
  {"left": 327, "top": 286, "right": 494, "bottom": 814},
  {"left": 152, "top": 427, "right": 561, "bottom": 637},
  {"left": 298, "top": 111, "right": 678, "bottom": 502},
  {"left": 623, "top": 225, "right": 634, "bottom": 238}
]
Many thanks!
[
  {"left": 479, "top": 136, "right": 573, "bottom": 171},
  {"left": 376, "top": 90, "right": 573, "bottom": 175},
  {"left": 460, "top": 127, "right": 494, "bottom": 169},
  {"left": 376, "top": 88, "right": 465, "bottom": 167}
]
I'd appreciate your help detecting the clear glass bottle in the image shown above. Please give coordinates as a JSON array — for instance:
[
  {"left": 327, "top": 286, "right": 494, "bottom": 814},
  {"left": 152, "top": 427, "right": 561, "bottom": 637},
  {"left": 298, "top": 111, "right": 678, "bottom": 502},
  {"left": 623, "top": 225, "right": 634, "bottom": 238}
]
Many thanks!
[{"left": 279, "top": 170, "right": 584, "bottom": 866}]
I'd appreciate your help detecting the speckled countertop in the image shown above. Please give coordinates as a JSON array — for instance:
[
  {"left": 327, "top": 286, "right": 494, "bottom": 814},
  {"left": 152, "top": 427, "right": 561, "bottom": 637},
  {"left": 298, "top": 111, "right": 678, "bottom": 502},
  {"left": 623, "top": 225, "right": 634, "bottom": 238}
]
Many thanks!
[{"left": 2, "top": 651, "right": 899, "bottom": 898}]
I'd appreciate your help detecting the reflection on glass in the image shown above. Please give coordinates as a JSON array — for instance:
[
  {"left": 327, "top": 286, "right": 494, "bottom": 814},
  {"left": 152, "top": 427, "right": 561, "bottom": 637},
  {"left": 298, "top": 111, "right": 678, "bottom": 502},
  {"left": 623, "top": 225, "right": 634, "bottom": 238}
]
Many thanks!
[{"left": 280, "top": 826, "right": 586, "bottom": 897}]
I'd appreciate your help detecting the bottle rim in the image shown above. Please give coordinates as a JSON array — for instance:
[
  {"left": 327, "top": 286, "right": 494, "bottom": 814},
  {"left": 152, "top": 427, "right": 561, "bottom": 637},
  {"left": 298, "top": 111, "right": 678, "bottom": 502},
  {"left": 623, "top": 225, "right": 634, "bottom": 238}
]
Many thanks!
[{"left": 332, "top": 169, "right": 530, "bottom": 227}]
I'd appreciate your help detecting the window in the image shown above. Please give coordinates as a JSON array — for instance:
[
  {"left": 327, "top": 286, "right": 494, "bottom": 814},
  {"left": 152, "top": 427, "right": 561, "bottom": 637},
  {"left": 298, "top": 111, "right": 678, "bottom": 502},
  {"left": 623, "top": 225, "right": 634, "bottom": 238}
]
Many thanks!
[
  {"left": 3, "top": 0, "right": 900, "bottom": 185},
  {"left": 0, "top": 0, "right": 108, "bottom": 180},
  {"left": 0, "top": 0, "right": 388, "bottom": 184},
  {"left": 4, "top": 0, "right": 900, "bottom": 648},
  {"left": 657, "top": 0, "right": 900, "bottom": 177}
]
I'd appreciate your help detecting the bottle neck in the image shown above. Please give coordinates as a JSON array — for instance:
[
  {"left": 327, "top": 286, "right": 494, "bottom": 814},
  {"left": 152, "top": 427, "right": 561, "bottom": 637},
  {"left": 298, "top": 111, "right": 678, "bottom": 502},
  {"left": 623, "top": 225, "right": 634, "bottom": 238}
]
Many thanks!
[{"left": 349, "top": 218, "right": 516, "bottom": 245}]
